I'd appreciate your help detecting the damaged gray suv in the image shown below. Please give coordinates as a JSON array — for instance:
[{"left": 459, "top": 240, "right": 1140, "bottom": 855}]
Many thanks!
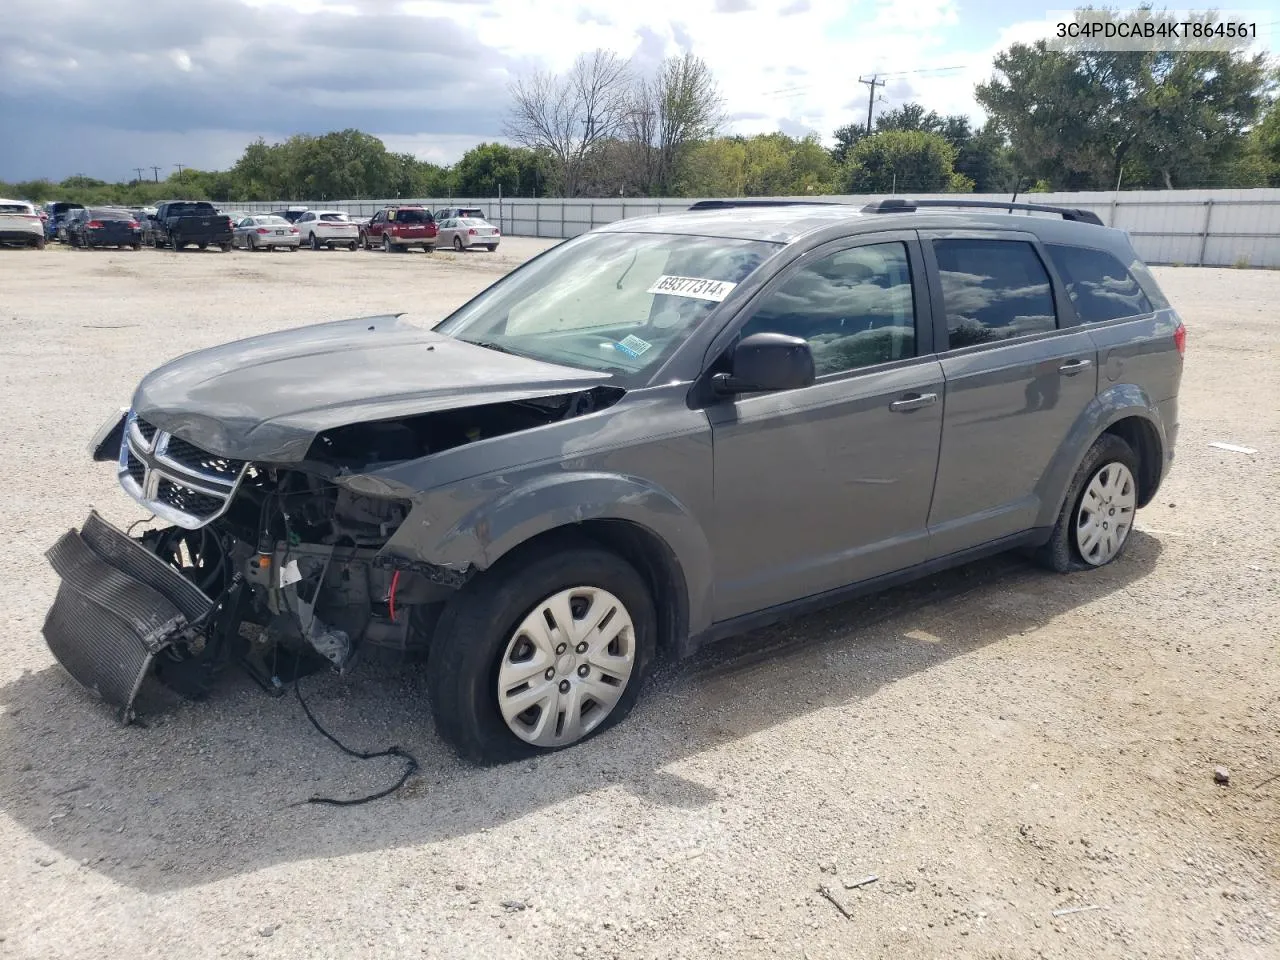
[{"left": 44, "top": 198, "right": 1184, "bottom": 763}]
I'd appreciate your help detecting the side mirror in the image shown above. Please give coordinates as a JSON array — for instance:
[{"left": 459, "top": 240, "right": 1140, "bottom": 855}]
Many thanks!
[{"left": 713, "top": 332, "right": 815, "bottom": 395}]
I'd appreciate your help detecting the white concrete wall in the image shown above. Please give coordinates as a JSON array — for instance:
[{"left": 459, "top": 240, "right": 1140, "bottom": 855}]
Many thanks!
[{"left": 231, "top": 189, "right": 1280, "bottom": 268}]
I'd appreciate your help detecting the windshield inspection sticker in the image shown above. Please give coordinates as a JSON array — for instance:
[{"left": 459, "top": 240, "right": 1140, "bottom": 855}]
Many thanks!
[
  {"left": 615, "top": 334, "right": 652, "bottom": 358},
  {"left": 646, "top": 275, "right": 737, "bottom": 302}
]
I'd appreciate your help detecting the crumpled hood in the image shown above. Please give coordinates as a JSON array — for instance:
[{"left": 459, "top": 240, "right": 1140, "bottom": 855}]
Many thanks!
[{"left": 132, "top": 314, "right": 611, "bottom": 462}]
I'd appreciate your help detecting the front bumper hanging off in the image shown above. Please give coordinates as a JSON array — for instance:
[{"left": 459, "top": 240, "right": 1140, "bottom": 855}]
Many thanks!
[{"left": 42, "top": 511, "right": 213, "bottom": 722}]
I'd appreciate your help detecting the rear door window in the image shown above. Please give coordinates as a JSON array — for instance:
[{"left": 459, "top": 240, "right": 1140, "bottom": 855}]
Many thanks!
[
  {"left": 1045, "top": 243, "right": 1153, "bottom": 322},
  {"left": 933, "top": 239, "right": 1057, "bottom": 348}
]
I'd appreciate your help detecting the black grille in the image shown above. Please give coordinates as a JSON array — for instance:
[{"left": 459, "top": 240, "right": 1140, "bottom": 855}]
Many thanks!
[
  {"left": 156, "top": 479, "right": 225, "bottom": 519},
  {"left": 164, "top": 437, "right": 246, "bottom": 477},
  {"left": 126, "top": 452, "right": 146, "bottom": 486},
  {"left": 135, "top": 419, "right": 158, "bottom": 443}
]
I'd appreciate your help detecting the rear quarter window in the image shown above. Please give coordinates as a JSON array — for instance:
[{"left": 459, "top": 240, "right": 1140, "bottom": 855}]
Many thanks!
[
  {"left": 933, "top": 238, "right": 1058, "bottom": 348},
  {"left": 1046, "top": 244, "right": 1154, "bottom": 322}
]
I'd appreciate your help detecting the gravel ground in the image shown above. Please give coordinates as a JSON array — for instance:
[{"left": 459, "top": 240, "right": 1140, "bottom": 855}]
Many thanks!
[{"left": 0, "top": 243, "right": 1276, "bottom": 960}]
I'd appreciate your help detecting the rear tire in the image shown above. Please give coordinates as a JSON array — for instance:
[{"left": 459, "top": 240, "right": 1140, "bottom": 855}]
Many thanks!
[
  {"left": 1034, "top": 433, "right": 1140, "bottom": 573},
  {"left": 219, "top": 241, "right": 232, "bottom": 252},
  {"left": 246, "top": 234, "right": 256, "bottom": 251},
  {"left": 310, "top": 233, "right": 320, "bottom": 251},
  {"left": 382, "top": 234, "right": 394, "bottom": 253},
  {"left": 453, "top": 236, "right": 463, "bottom": 251},
  {"left": 348, "top": 241, "right": 357, "bottom": 251},
  {"left": 427, "top": 543, "right": 657, "bottom": 765},
  {"left": 486, "top": 244, "right": 498, "bottom": 252},
  {"left": 196, "top": 242, "right": 208, "bottom": 250},
  {"left": 33, "top": 236, "right": 46, "bottom": 250}
]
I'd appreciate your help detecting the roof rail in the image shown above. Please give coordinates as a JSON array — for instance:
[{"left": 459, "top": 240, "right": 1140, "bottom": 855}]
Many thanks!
[
  {"left": 687, "top": 199, "right": 844, "bottom": 211},
  {"left": 861, "top": 198, "right": 1104, "bottom": 226}
]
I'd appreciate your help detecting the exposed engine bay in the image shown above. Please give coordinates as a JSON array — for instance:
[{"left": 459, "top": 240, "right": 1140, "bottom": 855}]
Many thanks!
[{"left": 45, "top": 385, "right": 624, "bottom": 718}]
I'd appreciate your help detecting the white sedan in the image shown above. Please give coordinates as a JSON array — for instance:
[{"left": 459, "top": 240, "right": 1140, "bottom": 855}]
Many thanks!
[
  {"left": 233, "top": 215, "right": 301, "bottom": 251},
  {"left": 295, "top": 210, "right": 361, "bottom": 251},
  {"left": 437, "top": 216, "right": 501, "bottom": 252}
]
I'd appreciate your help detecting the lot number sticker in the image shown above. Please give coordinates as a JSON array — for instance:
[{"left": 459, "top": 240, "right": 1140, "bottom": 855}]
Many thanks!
[{"left": 646, "top": 275, "right": 737, "bottom": 302}]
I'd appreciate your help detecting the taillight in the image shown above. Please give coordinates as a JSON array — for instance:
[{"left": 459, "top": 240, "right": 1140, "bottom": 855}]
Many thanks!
[
  {"left": 468, "top": 228, "right": 476, "bottom": 235},
  {"left": 87, "top": 220, "right": 103, "bottom": 229},
  {"left": 494, "top": 228, "right": 500, "bottom": 235},
  {"left": 126, "top": 220, "right": 139, "bottom": 229},
  {"left": 256, "top": 228, "right": 269, "bottom": 235},
  {"left": 1174, "top": 321, "right": 1186, "bottom": 356},
  {"left": 289, "top": 228, "right": 299, "bottom": 234}
]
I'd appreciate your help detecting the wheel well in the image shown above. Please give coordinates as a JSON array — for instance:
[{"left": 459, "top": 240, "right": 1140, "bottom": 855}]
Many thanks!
[
  {"left": 494, "top": 521, "right": 689, "bottom": 659},
  {"left": 1103, "top": 416, "right": 1162, "bottom": 507}
]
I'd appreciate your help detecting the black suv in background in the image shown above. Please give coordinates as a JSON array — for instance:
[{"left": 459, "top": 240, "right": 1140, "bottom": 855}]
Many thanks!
[{"left": 44, "top": 198, "right": 1183, "bottom": 764}]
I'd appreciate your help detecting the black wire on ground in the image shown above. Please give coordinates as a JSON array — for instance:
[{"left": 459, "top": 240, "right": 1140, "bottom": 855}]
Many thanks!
[{"left": 293, "top": 674, "right": 419, "bottom": 807}]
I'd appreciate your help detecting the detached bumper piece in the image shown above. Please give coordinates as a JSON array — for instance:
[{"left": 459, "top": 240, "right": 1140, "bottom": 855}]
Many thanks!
[{"left": 42, "top": 511, "right": 213, "bottom": 722}]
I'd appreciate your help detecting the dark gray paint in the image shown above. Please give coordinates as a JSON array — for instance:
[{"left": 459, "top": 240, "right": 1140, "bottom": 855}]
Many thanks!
[
  {"left": 131, "top": 315, "right": 610, "bottom": 462},
  {"left": 112, "top": 203, "right": 1184, "bottom": 648}
]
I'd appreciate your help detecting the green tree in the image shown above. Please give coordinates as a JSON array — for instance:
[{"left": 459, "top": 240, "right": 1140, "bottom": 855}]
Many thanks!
[
  {"left": 978, "top": 9, "right": 1271, "bottom": 189},
  {"left": 451, "top": 143, "right": 547, "bottom": 197},
  {"left": 830, "top": 123, "right": 867, "bottom": 165},
  {"left": 842, "top": 130, "right": 959, "bottom": 193}
]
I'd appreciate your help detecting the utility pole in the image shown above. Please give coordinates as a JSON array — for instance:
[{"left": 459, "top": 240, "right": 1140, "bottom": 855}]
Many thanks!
[
  {"left": 133, "top": 167, "right": 145, "bottom": 183},
  {"left": 175, "top": 163, "right": 186, "bottom": 175},
  {"left": 151, "top": 166, "right": 162, "bottom": 182},
  {"left": 858, "top": 74, "right": 886, "bottom": 134}
]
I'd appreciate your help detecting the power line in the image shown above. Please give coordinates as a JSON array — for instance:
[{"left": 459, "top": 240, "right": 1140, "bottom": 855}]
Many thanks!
[{"left": 761, "top": 63, "right": 971, "bottom": 98}]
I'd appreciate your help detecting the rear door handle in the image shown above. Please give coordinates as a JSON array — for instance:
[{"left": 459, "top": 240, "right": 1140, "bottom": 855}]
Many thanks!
[
  {"left": 889, "top": 392, "right": 938, "bottom": 412},
  {"left": 1059, "top": 358, "right": 1093, "bottom": 375}
]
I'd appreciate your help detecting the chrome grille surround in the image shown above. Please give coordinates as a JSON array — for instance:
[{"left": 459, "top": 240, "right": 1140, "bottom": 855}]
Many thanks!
[{"left": 116, "top": 411, "right": 250, "bottom": 530}]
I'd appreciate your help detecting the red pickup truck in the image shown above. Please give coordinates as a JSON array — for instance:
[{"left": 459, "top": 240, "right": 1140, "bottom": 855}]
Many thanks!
[{"left": 360, "top": 206, "right": 438, "bottom": 252}]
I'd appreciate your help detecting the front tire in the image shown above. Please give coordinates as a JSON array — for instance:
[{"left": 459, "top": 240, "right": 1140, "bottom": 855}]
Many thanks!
[
  {"left": 1035, "top": 434, "right": 1139, "bottom": 573},
  {"left": 427, "top": 544, "right": 656, "bottom": 764}
]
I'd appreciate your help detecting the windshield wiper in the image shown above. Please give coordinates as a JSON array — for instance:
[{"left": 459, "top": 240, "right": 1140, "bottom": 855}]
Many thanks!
[{"left": 464, "top": 339, "right": 515, "bottom": 355}]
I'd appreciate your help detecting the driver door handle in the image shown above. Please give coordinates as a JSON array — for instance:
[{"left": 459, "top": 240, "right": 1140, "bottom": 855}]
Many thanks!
[
  {"left": 889, "top": 392, "right": 938, "bottom": 413},
  {"left": 1059, "top": 358, "right": 1093, "bottom": 375}
]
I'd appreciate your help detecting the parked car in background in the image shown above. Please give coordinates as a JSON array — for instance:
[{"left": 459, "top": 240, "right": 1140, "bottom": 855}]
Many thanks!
[
  {"left": 151, "top": 200, "right": 234, "bottom": 251},
  {"left": 360, "top": 205, "right": 437, "bottom": 252},
  {"left": 0, "top": 198, "right": 46, "bottom": 248},
  {"left": 295, "top": 210, "right": 361, "bottom": 251},
  {"left": 273, "top": 206, "right": 310, "bottom": 224},
  {"left": 233, "top": 214, "right": 301, "bottom": 251},
  {"left": 45, "top": 201, "right": 86, "bottom": 242},
  {"left": 65, "top": 207, "right": 143, "bottom": 249},
  {"left": 433, "top": 206, "right": 486, "bottom": 222},
  {"left": 436, "top": 215, "right": 501, "bottom": 252}
]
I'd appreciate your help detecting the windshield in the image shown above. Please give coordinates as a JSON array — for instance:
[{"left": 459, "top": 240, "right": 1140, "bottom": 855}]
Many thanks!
[{"left": 436, "top": 231, "right": 780, "bottom": 384}]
